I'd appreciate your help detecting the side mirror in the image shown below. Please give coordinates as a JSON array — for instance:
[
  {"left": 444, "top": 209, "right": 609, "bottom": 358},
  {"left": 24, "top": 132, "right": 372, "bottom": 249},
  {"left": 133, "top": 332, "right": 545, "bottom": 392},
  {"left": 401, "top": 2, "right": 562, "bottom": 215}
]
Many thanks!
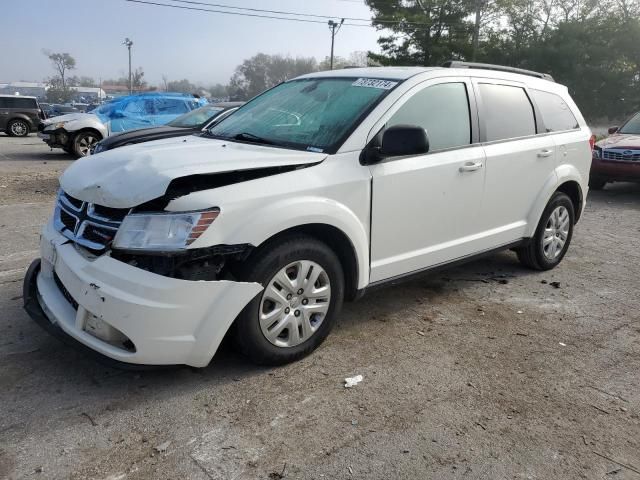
[
  {"left": 608, "top": 126, "right": 619, "bottom": 135},
  {"left": 111, "top": 110, "right": 125, "bottom": 119},
  {"left": 380, "top": 125, "right": 430, "bottom": 157}
]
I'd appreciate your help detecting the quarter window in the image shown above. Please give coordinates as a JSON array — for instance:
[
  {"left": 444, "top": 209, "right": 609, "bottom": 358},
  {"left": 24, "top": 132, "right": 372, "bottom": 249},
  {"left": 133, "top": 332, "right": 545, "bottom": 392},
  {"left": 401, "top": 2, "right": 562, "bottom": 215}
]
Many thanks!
[
  {"left": 387, "top": 82, "right": 471, "bottom": 151},
  {"left": 0, "top": 97, "right": 37, "bottom": 109},
  {"left": 478, "top": 84, "right": 536, "bottom": 141},
  {"left": 531, "top": 89, "right": 578, "bottom": 132}
]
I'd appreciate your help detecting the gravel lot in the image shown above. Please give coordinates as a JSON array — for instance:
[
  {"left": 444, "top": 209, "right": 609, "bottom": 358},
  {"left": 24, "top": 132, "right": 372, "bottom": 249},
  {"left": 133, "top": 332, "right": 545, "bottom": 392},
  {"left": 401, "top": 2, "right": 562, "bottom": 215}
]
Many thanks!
[{"left": 1, "top": 134, "right": 639, "bottom": 480}]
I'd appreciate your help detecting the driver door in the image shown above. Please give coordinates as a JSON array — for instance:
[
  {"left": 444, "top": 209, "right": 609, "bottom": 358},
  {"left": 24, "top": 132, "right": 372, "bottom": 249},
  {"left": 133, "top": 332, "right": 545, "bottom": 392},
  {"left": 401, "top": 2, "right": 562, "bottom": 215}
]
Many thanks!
[{"left": 369, "top": 79, "right": 487, "bottom": 282}]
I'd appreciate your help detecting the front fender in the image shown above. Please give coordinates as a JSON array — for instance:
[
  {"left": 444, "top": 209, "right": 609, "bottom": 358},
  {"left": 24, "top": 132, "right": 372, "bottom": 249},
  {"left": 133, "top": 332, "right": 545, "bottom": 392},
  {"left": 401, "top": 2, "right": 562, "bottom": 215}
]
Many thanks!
[
  {"left": 525, "top": 164, "right": 586, "bottom": 237},
  {"left": 63, "top": 118, "right": 108, "bottom": 138},
  {"left": 197, "top": 195, "right": 370, "bottom": 289}
]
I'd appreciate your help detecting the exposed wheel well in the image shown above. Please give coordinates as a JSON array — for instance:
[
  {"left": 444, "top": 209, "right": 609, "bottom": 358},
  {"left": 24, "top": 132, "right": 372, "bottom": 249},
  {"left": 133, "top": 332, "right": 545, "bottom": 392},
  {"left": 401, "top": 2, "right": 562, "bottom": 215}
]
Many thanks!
[
  {"left": 556, "top": 181, "right": 583, "bottom": 222},
  {"left": 257, "top": 224, "right": 360, "bottom": 301},
  {"left": 74, "top": 128, "right": 103, "bottom": 141}
]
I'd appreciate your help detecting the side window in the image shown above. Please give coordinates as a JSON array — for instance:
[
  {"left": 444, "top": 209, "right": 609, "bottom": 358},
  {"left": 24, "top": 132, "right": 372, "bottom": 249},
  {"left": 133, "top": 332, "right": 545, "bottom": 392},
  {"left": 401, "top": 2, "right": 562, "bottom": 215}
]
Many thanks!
[
  {"left": 530, "top": 89, "right": 578, "bottom": 132},
  {"left": 155, "top": 98, "right": 189, "bottom": 115},
  {"left": 0, "top": 98, "right": 8, "bottom": 108},
  {"left": 387, "top": 82, "right": 471, "bottom": 152},
  {"left": 478, "top": 83, "right": 536, "bottom": 141},
  {"left": 3, "top": 97, "right": 36, "bottom": 109}
]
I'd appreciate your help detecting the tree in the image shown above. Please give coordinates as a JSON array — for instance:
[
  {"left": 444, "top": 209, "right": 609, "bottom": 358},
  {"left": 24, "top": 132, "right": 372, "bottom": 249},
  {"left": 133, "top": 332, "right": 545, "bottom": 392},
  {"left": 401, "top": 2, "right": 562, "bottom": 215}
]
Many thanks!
[
  {"left": 43, "top": 51, "right": 76, "bottom": 91},
  {"left": 228, "top": 53, "right": 317, "bottom": 100},
  {"left": 364, "top": 0, "right": 475, "bottom": 66},
  {"left": 208, "top": 83, "right": 229, "bottom": 100},
  {"left": 132, "top": 68, "right": 147, "bottom": 90},
  {"left": 45, "top": 76, "right": 73, "bottom": 103},
  {"left": 167, "top": 78, "right": 197, "bottom": 93}
]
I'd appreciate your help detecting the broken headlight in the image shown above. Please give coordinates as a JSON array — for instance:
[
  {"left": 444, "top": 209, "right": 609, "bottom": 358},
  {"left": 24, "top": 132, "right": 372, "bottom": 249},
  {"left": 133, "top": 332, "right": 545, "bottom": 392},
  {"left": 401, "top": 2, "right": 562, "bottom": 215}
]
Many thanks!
[{"left": 113, "top": 209, "right": 219, "bottom": 251}]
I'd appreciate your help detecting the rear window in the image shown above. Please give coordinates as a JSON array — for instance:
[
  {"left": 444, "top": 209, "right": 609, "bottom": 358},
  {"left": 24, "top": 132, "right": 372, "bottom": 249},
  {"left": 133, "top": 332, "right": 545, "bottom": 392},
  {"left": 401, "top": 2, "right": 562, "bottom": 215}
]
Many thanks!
[
  {"left": 530, "top": 89, "right": 578, "bottom": 132},
  {"left": 0, "top": 97, "right": 37, "bottom": 109},
  {"left": 478, "top": 84, "right": 536, "bottom": 141}
]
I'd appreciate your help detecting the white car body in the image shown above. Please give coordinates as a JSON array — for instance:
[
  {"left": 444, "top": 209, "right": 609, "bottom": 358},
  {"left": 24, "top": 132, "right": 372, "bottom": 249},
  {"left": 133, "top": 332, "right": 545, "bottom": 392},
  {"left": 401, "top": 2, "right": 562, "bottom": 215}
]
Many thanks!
[{"left": 25, "top": 66, "right": 592, "bottom": 367}]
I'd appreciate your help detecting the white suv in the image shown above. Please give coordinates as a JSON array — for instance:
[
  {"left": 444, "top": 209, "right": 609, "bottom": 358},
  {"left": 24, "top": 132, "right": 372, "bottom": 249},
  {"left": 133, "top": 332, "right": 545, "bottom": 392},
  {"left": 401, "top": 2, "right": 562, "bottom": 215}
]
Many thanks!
[{"left": 24, "top": 63, "right": 593, "bottom": 368}]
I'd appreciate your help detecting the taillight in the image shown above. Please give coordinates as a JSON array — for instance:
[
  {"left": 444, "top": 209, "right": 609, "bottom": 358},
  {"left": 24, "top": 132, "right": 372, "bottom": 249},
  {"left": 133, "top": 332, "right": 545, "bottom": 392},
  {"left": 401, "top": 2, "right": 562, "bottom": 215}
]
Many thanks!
[{"left": 589, "top": 134, "right": 596, "bottom": 151}]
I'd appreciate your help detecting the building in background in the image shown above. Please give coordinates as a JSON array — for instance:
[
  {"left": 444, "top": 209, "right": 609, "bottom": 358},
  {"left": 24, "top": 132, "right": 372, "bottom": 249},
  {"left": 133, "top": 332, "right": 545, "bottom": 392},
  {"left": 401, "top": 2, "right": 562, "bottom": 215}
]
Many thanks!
[{"left": 0, "top": 82, "right": 106, "bottom": 102}]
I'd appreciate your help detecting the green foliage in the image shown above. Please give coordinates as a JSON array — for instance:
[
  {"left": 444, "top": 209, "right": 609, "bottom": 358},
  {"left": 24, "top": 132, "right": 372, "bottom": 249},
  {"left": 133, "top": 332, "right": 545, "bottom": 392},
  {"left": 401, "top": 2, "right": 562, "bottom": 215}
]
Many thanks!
[{"left": 367, "top": 0, "right": 640, "bottom": 121}]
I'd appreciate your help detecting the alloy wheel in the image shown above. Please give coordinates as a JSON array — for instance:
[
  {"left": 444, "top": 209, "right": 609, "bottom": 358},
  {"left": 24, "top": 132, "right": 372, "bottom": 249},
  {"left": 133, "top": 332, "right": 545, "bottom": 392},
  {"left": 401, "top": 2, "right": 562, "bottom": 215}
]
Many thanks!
[
  {"left": 259, "top": 260, "right": 331, "bottom": 348},
  {"left": 10, "top": 121, "right": 27, "bottom": 136},
  {"left": 77, "top": 134, "right": 98, "bottom": 156},
  {"left": 542, "top": 205, "right": 570, "bottom": 260}
]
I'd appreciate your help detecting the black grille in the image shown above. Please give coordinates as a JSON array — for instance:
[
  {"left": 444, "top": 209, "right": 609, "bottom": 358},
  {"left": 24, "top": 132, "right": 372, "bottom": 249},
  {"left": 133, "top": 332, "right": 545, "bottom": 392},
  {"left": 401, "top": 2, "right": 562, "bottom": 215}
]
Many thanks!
[
  {"left": 62, "top": 192, "right": 83, "bottom": 209},
  {"left": 54, "top": 272, "right": 79, "bottom": 310},
  {"left": 55, "top": 190, "right": 126, "bottom": 250},
  {"left": 60, "top": 209, "right": 77, "bottom": 231},
  {"left": 92, "top": 204, "right": 129, "bottom": 222}
]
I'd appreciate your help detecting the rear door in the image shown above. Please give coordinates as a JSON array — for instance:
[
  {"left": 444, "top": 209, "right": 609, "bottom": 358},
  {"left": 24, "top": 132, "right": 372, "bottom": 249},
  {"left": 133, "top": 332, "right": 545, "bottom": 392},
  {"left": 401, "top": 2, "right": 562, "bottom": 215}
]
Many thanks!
[
  {"left": 474, "top": 80, "right": 556, "bottom": 243},
  {"left": 0, "top": 97, "right": 8, "bottom": 130}
]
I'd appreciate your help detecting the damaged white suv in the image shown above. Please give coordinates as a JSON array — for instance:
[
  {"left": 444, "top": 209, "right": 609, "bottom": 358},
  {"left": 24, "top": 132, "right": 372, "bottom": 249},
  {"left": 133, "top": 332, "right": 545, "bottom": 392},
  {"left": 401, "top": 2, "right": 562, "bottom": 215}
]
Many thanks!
[{"left": 24, "top": 63, "right": 593, "bottom": 367}]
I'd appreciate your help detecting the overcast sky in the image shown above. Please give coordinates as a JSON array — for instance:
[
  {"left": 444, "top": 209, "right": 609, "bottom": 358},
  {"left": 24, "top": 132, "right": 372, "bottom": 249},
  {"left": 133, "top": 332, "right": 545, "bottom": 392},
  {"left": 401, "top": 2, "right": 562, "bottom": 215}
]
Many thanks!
[{"left": 0, "top": 0, "right": 382, "bottom": 87}]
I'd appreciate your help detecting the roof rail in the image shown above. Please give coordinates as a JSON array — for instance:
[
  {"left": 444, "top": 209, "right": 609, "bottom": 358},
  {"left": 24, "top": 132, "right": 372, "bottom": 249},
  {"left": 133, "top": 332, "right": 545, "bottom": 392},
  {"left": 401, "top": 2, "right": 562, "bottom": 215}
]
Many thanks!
[{"left": 442, "top": 61, "right": 555, "bottom": 82}]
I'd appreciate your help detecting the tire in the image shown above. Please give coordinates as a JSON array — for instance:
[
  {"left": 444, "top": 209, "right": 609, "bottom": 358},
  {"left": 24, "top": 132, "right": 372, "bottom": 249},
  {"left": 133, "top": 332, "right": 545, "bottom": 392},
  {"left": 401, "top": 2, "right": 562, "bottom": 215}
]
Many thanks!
[
  {"left": 588, "top": 176, "right": 607, "bottom": 190},
  {"left": 7, "top": 119, "right": 30, "bottom": 137},
  {"left": 233, "top": 235, "right": 345, "bottom": 365},
  {"left": 516, "top": 191, "right": 574, "bottom": 271},
  {"left": 72, "top": 131, "right": 101, "bottom": 158}
]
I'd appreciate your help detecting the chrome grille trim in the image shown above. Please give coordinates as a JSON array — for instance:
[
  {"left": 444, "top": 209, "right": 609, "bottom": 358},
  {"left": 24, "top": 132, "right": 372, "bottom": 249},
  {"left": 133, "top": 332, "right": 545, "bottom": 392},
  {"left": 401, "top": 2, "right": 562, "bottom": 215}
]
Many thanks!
[
  {"left": 602, "top": 148, "right": 640, "bottom": 162},
  {"left": 54, "top": 191, "right": 129, "bottom": 251}
]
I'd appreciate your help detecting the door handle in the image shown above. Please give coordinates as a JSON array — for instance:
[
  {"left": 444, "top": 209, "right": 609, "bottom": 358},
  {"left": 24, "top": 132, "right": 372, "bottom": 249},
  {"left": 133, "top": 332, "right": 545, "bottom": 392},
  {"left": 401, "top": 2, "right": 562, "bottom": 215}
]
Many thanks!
[
  {"left": 459, "top": 161, "right": 483, "bottom": 172},
  {"left": 537, "top": 149, "right": 553, "bottom": 158}
]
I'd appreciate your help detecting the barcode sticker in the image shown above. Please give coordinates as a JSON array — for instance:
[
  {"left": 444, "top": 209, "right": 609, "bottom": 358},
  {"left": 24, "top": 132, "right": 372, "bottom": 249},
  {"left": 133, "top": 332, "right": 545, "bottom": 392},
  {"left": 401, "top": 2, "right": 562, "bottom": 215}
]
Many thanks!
[{"left": 352, "top": 78, "right": 398, "bottom": 90}]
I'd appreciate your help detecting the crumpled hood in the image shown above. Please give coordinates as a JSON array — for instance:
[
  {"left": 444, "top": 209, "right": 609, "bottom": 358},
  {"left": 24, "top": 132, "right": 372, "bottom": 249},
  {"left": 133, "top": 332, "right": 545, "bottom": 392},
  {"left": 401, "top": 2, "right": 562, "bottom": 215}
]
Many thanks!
[
  {"left": 42, "top": 112, "right": 99, "bottom": 126},
  {"left": 60, "top": 135, "right": 327, "bottom": 208},
  {"left": 597, "top": 133, "right": 640, "bottom": 149}
]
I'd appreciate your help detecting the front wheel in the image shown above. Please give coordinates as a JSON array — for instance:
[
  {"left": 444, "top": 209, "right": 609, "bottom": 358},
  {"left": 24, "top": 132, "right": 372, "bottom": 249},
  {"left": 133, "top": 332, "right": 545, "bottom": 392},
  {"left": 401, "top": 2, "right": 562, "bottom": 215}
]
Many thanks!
[
  {"left": 233, "top": 235, "right": 344, "bottom": 365},
  {"left": 516, "top": 192, "right": 575, "bottom": 271},
  {"left": 72, "top": 131, "right": 101, "bottom": 158}
]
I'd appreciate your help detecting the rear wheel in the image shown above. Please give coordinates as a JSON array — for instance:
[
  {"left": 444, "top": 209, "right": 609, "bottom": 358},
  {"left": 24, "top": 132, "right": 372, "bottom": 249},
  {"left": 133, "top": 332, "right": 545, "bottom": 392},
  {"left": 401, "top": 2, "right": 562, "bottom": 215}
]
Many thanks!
[
  {"left": 72, "top": 131, "right": 100, "bottom": 158},
  {"left": 517, "top": 192, "right": 574, "bottom": 271},
  {"left": 7, "top": 119, "right": 30, "bottom": 137},
  {"left": 233, "top": 235, "right": 344, "bottom": 365}
]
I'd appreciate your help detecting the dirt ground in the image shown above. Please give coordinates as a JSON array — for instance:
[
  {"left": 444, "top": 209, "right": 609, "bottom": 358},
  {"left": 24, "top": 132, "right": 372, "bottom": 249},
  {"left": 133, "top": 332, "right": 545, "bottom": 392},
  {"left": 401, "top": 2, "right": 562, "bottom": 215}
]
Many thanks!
[{"left": 1, "top": 134, "right": 639, "bottom": 480}]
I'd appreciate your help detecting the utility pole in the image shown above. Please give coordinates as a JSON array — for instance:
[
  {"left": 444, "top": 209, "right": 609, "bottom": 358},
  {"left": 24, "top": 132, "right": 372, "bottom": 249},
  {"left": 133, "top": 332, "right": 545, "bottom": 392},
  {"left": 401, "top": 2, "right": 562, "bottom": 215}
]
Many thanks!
[
  {"left": 123, "top": 38, "right": 133, "bottom": 94},
  {"left": 328, "top": 19, "right": 344, "bottom": 70},
  {"left": 472, "top": 0, "right": 482, "bottom": 61}
]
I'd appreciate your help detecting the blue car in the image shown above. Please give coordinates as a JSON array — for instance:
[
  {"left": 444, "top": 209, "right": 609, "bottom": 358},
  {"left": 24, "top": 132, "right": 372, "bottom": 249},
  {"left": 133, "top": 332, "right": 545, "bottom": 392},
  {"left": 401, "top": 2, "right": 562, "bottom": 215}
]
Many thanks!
[{"left": 38, "top": 92, "right": 208, "bottom": 157}]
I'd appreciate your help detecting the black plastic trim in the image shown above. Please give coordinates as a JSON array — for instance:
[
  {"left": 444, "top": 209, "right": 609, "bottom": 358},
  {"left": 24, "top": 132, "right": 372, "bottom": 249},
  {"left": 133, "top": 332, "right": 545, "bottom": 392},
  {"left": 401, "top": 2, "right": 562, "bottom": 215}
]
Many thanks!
[{"left": 355, "top": 239, "right": 526, "bottom": 298}]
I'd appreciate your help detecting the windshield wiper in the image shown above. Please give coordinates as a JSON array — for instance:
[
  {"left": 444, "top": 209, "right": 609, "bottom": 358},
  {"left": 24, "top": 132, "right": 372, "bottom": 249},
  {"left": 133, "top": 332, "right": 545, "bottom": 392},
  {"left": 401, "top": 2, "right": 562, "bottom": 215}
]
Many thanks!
[{"left": 232, "top": 132, "right": 279, "bottom": 146}]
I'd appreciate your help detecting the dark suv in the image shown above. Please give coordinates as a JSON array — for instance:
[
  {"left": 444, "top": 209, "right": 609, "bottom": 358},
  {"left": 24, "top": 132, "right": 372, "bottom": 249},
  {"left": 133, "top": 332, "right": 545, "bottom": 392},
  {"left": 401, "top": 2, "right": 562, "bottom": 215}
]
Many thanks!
[{"left": 0, "top": 95, "right": 45, "bottom": 137}]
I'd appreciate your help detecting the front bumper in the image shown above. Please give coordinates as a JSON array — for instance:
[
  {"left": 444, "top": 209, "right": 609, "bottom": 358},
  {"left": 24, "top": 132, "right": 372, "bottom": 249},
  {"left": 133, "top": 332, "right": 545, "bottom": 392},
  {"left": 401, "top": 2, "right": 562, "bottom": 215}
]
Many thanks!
[
  {"left": 591, "top": 157, "right": 640, "bottom": 182},
  {"left": 23, "top": 220, "right": 263, "bottom": 367},
  {"left": 38, "top": 128, "right": 70, "bottom": 149}
]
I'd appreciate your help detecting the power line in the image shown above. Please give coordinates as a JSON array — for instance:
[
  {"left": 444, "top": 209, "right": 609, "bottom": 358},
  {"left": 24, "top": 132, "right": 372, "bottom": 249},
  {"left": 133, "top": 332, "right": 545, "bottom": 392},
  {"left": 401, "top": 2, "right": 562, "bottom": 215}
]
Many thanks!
[
  {"left": 167, "top": 0, "right": 370, "bottom": 22},
  {"left": 126, "top": 0, "right": 371, "bottom": 26},
  {"left": 126, "top": 0, "right": 475, "bottom": 31}
]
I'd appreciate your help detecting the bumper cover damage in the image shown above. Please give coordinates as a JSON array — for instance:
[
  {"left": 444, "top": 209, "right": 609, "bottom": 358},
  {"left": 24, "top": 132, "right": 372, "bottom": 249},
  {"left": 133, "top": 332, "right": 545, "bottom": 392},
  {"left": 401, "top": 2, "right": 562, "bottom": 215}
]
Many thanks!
[{"left": 24, "top": 221, "right": 263, "bottom": 367}]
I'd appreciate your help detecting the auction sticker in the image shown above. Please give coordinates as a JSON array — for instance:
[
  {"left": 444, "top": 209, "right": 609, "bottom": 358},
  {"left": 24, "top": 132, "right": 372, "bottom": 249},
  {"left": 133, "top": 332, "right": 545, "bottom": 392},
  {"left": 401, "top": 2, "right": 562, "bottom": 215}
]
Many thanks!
[{"left": 352, "top": 78, "right": 398, "bottom": 89}]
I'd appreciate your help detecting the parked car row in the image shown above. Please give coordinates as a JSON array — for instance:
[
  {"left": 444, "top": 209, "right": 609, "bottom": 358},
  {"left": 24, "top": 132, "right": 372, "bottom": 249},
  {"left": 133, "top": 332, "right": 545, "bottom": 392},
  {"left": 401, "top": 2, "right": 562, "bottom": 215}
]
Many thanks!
[
  {"left": 37, "top": 92, "right": 208, "bottom": 157},
  {"left": 24, "top": 62, "right": 595, "bottom": 369}
]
